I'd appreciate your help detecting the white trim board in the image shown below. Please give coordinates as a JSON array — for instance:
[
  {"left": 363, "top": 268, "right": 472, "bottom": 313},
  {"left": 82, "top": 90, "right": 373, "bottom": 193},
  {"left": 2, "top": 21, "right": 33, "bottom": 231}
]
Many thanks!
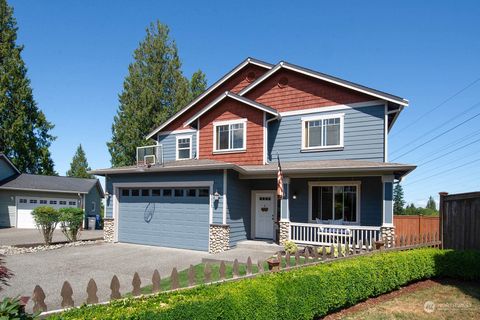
[
  {"left": 279, "top": 100, "right": 385, "bottom": 117},
  {"left": 146, "top": 58, "right": 273, "bottom": 139},
  {"left": 184, "top": 91, "right": 279, "bottom": 127},
  {"left": 157, "top": 129, "right": 196, "bottom": 136}
]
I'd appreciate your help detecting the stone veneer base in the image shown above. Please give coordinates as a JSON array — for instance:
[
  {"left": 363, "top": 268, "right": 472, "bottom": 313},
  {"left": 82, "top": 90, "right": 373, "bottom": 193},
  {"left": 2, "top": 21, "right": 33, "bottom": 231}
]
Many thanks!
[
  {"left": 103, "top": 218, "right": 115, "bottom": 243},
  {"left": 209, "top": 224, "right": 230, "bottom": 254},
  {"left": 380, "top": 225, "right": 395, "bottom": 248},
  {"left": 278, "top": 221, "right": 290, "bottom": 246}
]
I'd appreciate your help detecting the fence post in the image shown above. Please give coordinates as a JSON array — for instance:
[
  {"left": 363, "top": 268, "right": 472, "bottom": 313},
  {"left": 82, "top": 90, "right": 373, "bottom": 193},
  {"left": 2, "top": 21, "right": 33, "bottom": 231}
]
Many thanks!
[
  {"left": 418, "top": 214, "right": 422, "bottom": 236},
  {"left": 439, "top": 192, "right": 448, "bottom": 249}
]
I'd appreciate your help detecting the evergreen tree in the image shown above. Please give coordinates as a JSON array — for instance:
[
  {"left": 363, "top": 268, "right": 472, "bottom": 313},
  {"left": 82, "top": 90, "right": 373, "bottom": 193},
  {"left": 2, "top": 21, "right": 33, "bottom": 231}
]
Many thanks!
[
  {"left": 393, "top": 183, "right": 406, "bottom": 215},
  {"left": 66, "top": 144, "right": 93, "bottom": 179},
  {"left": 426, "top": 196, "right": 437, "bottom": 211},
  {"left": 0, "top": 0, "right": 56, "bottom": 175},
  {"left": 189, "top": 70, "right": 207, "bottom": 102},
  {"left": 107, "top": 21, "right": 207, "bottom": 167}
]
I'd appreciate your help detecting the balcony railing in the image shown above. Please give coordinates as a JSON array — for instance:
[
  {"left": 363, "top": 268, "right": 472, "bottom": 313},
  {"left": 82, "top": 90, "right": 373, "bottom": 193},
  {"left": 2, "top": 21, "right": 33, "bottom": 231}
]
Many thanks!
[
  {"left": 289, "top": 222, "right": 381, "bottom": 249},
  {"left": 136, "top": 144, "right": 163, "bottom": 167}
]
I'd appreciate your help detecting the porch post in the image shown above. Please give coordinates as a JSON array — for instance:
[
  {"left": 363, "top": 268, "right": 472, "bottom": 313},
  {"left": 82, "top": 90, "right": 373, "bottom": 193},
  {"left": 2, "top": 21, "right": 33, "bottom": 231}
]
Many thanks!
[
  {"left": 279, "top": 177, "right": 290, "bottom": 246},
  {"left": 381, "top": 175, "right": 395, "bottom": 247}
]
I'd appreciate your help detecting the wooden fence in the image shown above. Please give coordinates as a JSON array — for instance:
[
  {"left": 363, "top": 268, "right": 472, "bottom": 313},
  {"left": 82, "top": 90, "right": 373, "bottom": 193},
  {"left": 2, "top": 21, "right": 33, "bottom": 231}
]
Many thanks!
[
  {"left": 28, "top": 234, "right": 441, "bottom": 316},
  {"left": 394, "top": 215, "right": 439, "bottom": 239},
  {"left": 440, "top": 191, "right": 480, "bottom": 250}
]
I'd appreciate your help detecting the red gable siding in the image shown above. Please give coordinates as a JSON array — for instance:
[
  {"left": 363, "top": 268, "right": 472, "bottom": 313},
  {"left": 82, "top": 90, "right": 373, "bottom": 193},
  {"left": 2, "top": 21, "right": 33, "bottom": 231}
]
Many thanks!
[
  {"left": 198, "top": 99, "right": 264, "bottom": 165},
  {"left": 245, "top": 69, "right": 374, "bottom": 113},
  {"left": 163, "top": 64, "right": 269, "bottom": 132}
]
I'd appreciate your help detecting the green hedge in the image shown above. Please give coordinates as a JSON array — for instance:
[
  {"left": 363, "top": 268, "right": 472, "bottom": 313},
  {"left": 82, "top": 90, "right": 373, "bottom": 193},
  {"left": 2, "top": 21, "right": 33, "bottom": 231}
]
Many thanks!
[{"left": 49, "top": 249, "right": 480, "bottom": 320}]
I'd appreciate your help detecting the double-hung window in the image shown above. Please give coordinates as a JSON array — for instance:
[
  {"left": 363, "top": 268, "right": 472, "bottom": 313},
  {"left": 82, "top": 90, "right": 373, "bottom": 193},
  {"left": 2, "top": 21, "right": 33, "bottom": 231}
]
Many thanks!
[
  {"left": 176, "top": 135, "right": 192, "bottom": 160},
  {"left": 213, "top": 119, "right": 246, "bottom": 152},
  {"left": 302, "top": 113, "right": 344, "bottom": 150},
  {"left": 310, "top": 182, "right": 359, "bottom": 224}
]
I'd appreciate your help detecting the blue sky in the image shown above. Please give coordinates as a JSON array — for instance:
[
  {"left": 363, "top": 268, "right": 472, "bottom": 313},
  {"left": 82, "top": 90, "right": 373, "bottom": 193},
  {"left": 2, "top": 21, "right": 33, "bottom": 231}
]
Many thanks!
[{"left": 9, "top": 0, "right": 480, "bottom": 206}]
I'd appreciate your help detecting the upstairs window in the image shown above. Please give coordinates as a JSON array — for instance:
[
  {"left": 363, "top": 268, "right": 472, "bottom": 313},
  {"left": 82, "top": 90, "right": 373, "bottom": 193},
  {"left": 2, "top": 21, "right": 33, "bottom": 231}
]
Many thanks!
[
  {"left": 302, "top": 114, "right": 344, "bottom": 150},
  {"left": 214, "top": 119, "right": 246, "bottom": 152},
  {"left": 176, "top": 135, "right": 192, "bottom": 160}
]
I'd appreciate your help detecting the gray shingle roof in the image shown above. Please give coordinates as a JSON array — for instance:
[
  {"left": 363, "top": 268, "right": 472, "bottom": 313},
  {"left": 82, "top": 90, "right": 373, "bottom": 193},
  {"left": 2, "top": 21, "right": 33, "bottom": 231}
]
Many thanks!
[
  {"left": 90, "top": 159, "right": 415, "bottom": 180},
  {"left": 0, "top": 173, "right": 102, "bottom": 195}
]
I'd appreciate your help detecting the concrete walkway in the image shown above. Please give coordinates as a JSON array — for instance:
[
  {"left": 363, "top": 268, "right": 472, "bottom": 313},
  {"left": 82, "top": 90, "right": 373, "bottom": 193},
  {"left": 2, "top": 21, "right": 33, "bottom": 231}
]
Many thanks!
[
  {"left": 0, "top": 228, "right": 103, "bottom": 246},
  {"left": 0, "top": 241, "right": 279, "bottom": 312}
]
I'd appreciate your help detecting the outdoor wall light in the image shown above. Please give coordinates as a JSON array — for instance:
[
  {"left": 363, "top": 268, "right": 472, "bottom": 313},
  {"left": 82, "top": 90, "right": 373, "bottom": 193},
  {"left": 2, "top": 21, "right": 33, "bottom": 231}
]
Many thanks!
[
  {"left": 292, "top": 193, "right": 297, "bottom": 200},
  {"left": 214, "top": 191, "right": 220, "bottom": 201}
]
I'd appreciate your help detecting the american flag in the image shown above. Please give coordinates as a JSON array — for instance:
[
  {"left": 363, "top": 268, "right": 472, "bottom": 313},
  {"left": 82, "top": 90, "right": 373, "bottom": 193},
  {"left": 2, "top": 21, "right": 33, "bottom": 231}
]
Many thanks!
[{"left": 276, "top": 154, "right": 284, "bottom": 199}]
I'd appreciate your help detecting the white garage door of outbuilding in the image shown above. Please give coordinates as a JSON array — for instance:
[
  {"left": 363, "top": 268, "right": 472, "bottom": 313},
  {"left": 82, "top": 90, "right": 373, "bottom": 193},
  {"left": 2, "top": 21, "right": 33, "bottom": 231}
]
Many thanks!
[{"left": 16, "top": 197, "right": 79, "bottom": 229}]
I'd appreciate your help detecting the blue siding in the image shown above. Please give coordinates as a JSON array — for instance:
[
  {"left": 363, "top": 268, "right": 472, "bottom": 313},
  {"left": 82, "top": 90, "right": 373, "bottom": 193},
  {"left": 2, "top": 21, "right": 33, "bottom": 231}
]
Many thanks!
[
  {"left": 118, "top": 194, "right": 209, "bottom": 251},
  {"left": 157, "top": 131, "right": 197, "bottom": 162},
  {"left": 105, "top": 170, "right": 224, "bottom": 250},
  {"left": 289, "top": 176, "right": 383, "bottom": 226},
  {"left": 226, "top": 171, "right": 251, "bottom": 247},
  {"left": 0, "top": 158, "right": 16, "bottom": 181},
  {"left": 268, "top": 105, "right": 385, "bottom": 162}
]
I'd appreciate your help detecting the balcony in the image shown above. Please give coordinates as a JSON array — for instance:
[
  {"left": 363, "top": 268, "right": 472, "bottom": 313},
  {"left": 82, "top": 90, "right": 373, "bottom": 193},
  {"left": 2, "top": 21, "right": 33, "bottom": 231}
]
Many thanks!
[{"left": 136, "top": 145, "right": 163, "bottom": 167}]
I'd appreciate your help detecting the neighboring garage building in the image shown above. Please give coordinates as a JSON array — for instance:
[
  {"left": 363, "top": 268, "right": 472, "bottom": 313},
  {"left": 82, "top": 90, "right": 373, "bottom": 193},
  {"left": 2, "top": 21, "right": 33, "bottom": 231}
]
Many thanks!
[{"left": 0, "top": 154, "right": 104, "bottom": 228}]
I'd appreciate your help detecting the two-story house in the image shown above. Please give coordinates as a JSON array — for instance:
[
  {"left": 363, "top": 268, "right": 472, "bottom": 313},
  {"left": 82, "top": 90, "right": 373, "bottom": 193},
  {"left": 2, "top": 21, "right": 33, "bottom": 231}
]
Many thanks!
[{"left": 91, "top": 58, "right": 415, "bottom": 253}]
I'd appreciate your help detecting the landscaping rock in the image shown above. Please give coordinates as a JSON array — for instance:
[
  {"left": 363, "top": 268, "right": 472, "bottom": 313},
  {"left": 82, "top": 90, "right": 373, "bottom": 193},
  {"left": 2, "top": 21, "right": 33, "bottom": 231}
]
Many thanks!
[{"left": 0, "top": 240, "right": 104, "bottom": 256}]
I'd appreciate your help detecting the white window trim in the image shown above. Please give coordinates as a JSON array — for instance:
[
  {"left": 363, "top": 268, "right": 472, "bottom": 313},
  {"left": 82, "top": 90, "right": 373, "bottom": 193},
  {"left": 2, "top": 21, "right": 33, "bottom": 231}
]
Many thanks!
[
  {"left": 301, "top": 113, "right": 344, "bottom": 151},
  {"left": 212, "top": 118, "right": 247, "bottom": 153},
  {"left": 176, "top": 134, "right": 193, "bottom": 160},
  {"left": 308, "top": 181, "right": 361, "bottom": 225},
  {"left": 91, "top": 201, "right": 96, "bottom": 213}
]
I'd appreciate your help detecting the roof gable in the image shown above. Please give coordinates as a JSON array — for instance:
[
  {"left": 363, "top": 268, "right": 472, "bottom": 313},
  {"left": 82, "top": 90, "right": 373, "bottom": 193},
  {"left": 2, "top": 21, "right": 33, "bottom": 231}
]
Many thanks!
[
  {"left": 0, "top": 154, "right": 20, "bottom": 181},
  {"left": 239, "top": 61, "right": 409, "bottom": 107},
  {"left": 146, "top": 57, "right": 273, "bottom": 139},
  {"left": 184, "top": 91, "right": 279, "bottom": 126}
]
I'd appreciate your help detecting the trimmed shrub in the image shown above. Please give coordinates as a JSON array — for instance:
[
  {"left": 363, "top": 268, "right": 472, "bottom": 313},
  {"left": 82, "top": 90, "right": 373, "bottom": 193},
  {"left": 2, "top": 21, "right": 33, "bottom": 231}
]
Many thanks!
[
  {"left": 59, "top": 208, "right": 84, "bottom": 242},
  {"left": 48, "top": 249, "right": 480, "bottom": 320},
  {"left": 283, "top": 240, "right": 298, "bottom": 254},
  {"left": 31, "top": 206, "right": 60, "bottom": 245}
]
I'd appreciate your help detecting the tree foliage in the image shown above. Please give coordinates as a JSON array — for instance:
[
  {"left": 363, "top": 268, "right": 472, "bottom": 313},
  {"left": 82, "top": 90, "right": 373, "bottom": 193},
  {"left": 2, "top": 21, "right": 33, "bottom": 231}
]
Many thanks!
[
  {"left": 107, "top": 21, "right": 207, "bottom": 167},
  {"left": 393, "top": 183, "right": 405, "bottom": 215},
  {"left": 66, "top": 144, "right": 93, "bottom": 179},
  {"left": 404, "top": 203, "right": 439, "bottom": 216},
  {"left": 0, "top": 0, "right": 56, "bottom": 175},
  {"left": 426, "top": 196, "right": 437, "bottom": 211}
]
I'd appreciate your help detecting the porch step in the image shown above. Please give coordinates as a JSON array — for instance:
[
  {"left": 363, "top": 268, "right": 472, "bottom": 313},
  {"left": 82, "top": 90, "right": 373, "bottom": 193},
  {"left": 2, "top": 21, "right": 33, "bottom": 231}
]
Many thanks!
[{"left": 235, "top": 240, "right": 282, "bottom": 250}]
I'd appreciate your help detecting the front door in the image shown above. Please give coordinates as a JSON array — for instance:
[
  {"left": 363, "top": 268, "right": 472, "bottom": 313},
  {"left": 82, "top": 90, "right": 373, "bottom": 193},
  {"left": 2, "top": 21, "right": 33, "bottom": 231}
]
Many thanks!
[{"left": 254, "top": 192, "right": 275, "bottom": 239}]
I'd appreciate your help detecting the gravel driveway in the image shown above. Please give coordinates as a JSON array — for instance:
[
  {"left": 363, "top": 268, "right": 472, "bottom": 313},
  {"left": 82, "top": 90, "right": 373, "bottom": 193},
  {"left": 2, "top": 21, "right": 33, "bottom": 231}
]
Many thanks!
[
  {"left": 1, "top": 243, "right": 209, "bottom": 312},
  {"left": 0, "top": 241, "right": 277, "bottom": 312}
]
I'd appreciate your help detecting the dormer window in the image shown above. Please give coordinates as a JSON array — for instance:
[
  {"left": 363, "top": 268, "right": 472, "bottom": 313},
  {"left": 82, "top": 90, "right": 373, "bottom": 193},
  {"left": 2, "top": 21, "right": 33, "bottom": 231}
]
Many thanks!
[
  {"left": 302, "top": 113, "right": 344, "bottom": 151},
  {"left": 213, "top": 119, "right": 246, "bottom": 152},
  {"left": 176, "top": 135, "right": 192, "bottom": 160}
]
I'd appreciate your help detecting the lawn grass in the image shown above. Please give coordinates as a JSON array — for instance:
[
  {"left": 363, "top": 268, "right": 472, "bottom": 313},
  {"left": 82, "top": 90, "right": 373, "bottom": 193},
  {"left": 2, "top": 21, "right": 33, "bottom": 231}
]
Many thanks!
[
  {"left": 130, "top": 254, "right": 312, "bottom": 295},
  {"left": 340, "top": 279, "right": 480, "bottom": 320}
]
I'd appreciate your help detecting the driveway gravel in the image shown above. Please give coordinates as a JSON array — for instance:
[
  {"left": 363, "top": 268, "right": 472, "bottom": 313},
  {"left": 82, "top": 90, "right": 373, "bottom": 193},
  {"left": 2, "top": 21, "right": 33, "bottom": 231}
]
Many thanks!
[{"left": 0, "top": 242, "right": 277, "bottom": 312}]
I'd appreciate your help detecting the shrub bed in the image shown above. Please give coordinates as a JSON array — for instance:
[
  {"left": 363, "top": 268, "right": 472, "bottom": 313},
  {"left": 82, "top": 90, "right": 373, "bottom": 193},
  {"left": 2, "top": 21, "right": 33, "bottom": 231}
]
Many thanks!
[{"left": 49, "top": 248, "right": 480, "bottom": 320}]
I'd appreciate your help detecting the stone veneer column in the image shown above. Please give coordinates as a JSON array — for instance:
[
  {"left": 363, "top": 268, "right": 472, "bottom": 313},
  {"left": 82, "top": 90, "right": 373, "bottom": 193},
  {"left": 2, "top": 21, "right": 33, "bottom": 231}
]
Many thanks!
[
  {"left": 209, "top": 224, "right": 230, "bottom": 254},
  {"left": 278, "top": 221, "right": 290, "bottom": 246},
  {"left": 103, "top": 218, "right": 115, "bottom": 243},
  {"left": 380, "top": 225, "right": 395, "bottom": 248}
]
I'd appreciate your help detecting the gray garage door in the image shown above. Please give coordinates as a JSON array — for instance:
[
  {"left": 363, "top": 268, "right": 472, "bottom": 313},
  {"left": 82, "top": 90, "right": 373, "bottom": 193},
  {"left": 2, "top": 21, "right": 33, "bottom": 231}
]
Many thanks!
[{"left": 118, "top": 187, "right": 210, "bottom": 251}]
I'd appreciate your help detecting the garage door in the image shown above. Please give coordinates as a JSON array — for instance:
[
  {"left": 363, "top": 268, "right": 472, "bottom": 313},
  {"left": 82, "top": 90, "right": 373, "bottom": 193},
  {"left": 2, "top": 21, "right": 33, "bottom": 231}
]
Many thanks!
[
  {"left": 17, "top": 197, "right": 79, "bottom": 229},
  {"left": 118, "top": 187, "right": 210, "bottom": 251}
]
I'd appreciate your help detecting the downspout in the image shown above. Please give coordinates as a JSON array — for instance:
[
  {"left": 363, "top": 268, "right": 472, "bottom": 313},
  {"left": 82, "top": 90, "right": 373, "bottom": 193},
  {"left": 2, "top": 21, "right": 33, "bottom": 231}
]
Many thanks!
[{"left": 265, "top": 114, "right": 281, "bottom": 164}]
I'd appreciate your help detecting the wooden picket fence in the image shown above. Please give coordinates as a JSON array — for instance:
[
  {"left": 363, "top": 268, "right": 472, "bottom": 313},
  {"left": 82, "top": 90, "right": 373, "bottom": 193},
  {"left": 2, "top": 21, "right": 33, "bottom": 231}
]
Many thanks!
[{"left": 30, "top": 234, "right": 441, "bottom": 315}]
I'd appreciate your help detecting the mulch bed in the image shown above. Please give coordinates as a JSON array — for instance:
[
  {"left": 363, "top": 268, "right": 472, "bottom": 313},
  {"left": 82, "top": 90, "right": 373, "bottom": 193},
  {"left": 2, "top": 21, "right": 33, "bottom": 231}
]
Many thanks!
[{"left": 322, "top": 279, "right": 440, "bottom": 319}]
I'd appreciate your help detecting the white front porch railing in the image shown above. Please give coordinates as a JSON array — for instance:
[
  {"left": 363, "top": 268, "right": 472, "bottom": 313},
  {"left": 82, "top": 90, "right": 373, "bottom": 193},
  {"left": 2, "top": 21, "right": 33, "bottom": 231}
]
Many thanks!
[{"left": 289, "top": 222, "right": 381, "bottom": 249}]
